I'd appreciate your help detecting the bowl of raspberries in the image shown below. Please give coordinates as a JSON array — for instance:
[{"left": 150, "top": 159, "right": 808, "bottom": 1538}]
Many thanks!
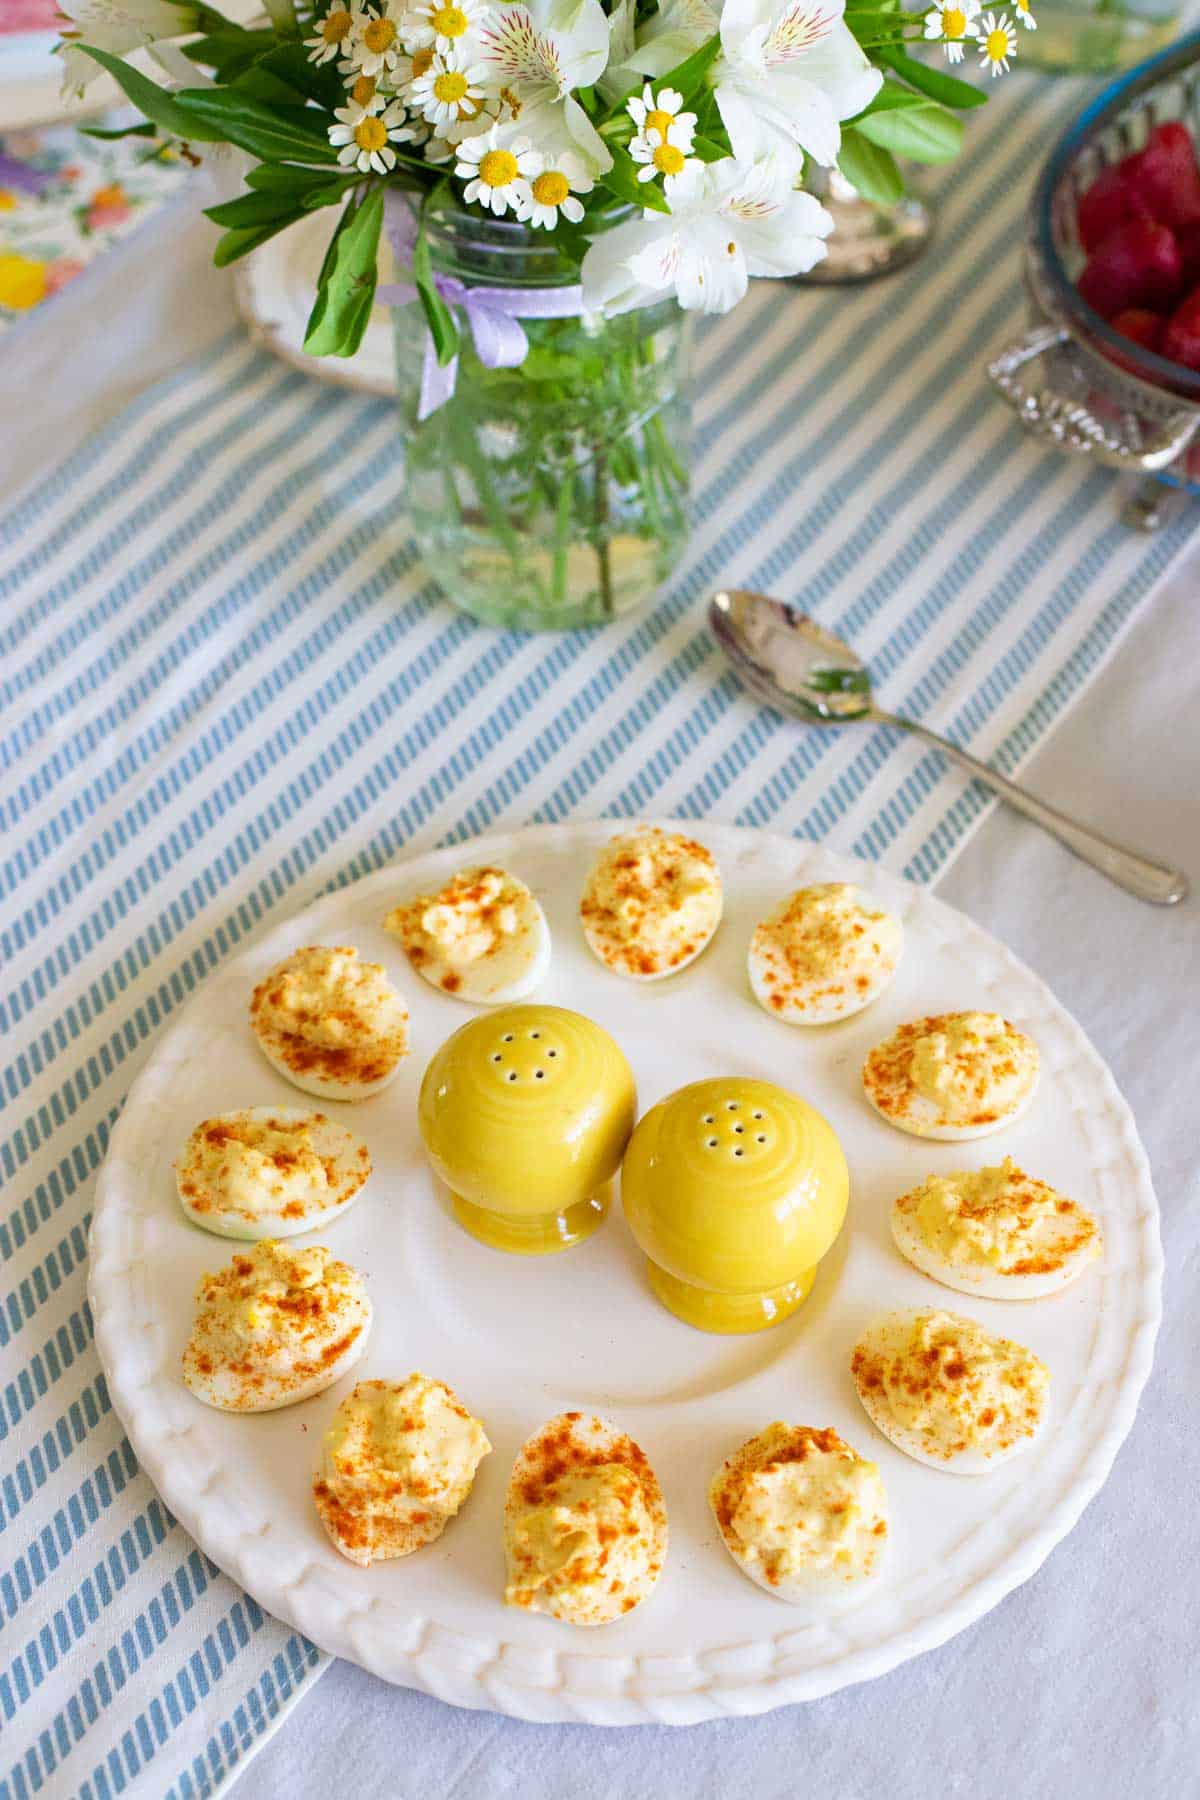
[{"left": 990, "top": 30, "right": 1200, "bottom": 509}]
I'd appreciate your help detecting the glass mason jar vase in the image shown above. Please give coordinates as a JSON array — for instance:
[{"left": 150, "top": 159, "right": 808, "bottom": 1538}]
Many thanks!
[{"left": 392, "top": 200, "right": 692, "bottom": 631}]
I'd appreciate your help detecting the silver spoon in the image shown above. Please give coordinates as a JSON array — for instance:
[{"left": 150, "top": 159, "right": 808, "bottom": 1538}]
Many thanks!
[{"left": 710, "top": 588, "right": 1188, "bottom": 907}]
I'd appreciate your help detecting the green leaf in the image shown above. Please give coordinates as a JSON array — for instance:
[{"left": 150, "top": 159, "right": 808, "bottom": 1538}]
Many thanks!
[
  {"left": 598, "top": 142, "right": 670, "bottom": 214},
  {"left": 850, "top": 84, "right": 964, "bottom": 162},
  {"left": 79, "top": 119, "right": 158, "bottom": 140},
  {"left": 205, "top": 186, "right": 320, "bottom": 227},
  {"left": 253, "top": 42, "right": 345, "bottom": 109},
  {"left": 183, "top": 28, "right": 274, "bottom": 80},
  {"left": 691, "top": 133, "right": 729, "bottom": 162},
  {"left": 173, "top": 86, "right": 338, "bottom": 163},
  {"left": 876, "top": 45, "right": 988, "bottom": 106},
  {"left": 658, "top": 31, "right": 722, "bottom": 105},
  {"left": 836, "top": 127, "right": 905, "bottom": 204},
  {"left": 73, "top": 46, "right": 224, "bottom": 139},
  {"left": 303, "top": 187, "right": 384, "bottom": 358},
  {"left": 411, "top": 212, "right": 461, "bottom": 367},
  {"left": 213, "top": 215, "right": 304, "bottom": 265},
  {"left": 245, "top": 160, "right": 338, "bottom": 192}
]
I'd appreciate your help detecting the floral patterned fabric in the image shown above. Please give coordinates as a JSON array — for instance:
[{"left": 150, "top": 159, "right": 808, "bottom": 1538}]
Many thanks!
[{"left": 0, "top": 113, "right": 192, "bottom": 326}]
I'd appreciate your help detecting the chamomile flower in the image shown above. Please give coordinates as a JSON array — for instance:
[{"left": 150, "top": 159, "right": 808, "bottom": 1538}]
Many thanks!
[
  {"left": 405, "top": 0, "right": 486, "bottom": 54},
  {"left": 346, "top": 70, "right": 379, "bottom": 106},
  {"left": 455, "top": 122, "right": 540, "bottom": 215},
  {"left": 306, "top": 3, "right": 360, "bottom": 63},
  {"left": 329, "top": 95, "right": 414, "bottom": 172},
  {"left": 630, "top": 127, "right": 701, "bottom": 189},
  {"left": 409, "top": 48, "right": 489, "bottom": 126},
  {"left": 922, "top": 0, "right": 980, "bottom": 61},
  {"left": 515, "top": 148, "right": 593, "bottom": 228},
  {"left": 347, "top": 2, "right": 407, "bottom": 76},
  {"left": 626, "top": 82, "right": 696, "bottom": 146},
  {"left": 976, "top": 9, "right": 1017, "bottom": 72},
  {"left": 1013, "top": 0, "right": 1036, "bottom": 27}
]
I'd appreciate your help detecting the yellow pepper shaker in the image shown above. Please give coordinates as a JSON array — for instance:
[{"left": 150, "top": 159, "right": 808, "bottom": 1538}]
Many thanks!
[
  {"left": 418, "top": 1004, "right": 637, "bottom": 1255},
  {"left": 621, "top": 1077, "right": 849, "bottom": 1333}
]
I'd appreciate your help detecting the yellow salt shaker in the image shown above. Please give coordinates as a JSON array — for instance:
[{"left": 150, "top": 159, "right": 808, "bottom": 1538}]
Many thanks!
[
  {"left": 418, "top": 1004, "right": 637, "bottom": 1254},
  {"left": 621, "top": 1076, "right": 849, "bottom": 1333}
]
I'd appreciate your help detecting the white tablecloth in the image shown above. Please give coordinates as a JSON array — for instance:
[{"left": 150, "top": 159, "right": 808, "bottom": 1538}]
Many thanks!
[{"left": 4, "top": 180, "right": 1197, "bottom": 1800}]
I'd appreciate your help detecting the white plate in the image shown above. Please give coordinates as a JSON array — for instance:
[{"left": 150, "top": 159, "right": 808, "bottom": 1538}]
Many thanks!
[
  {"left": 234, "top": 207, "right": 397, "bottom": 398},
  {"left": 88, "top": 822, "right": 1162, "bottom": 1726}
]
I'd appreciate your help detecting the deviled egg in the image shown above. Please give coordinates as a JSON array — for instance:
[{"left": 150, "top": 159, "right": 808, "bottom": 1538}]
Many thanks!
[
  {"left": 384, "top": 866, "right": 550, "bottom": 1005},
  {"left": 850, "top": 1308, "right": 1049, "bottom": 1473},
  {"left": 504, "top": 1412, "right": 667, "bottom": 1626},
  {"left": 579, "top": 827, "right": 722, "bottom": 980},
  {"left": 182, "top": 1240, "right": 371, "bottom": 1412},
  {"left": 250, "top": 945, "right": 409, "bottom": 1101},
  {"left": 710, "top": 1423, "right": 888, "bottom": 1600},
  {"left": 862, "top": 1011, "right": 1039, "bottom": 1140},
  {"left": 175, "top": 1107, "right": 371, "bottom": 1240},
  {"left": 891, "top": 1158, "right": 1102, "bottom": 1300},
  {"left": 313, "top": 1374, "right": 491, "bottom": 1566},
  {"left": 748, "top": 883, "right": 903, "bottom": 1025}
]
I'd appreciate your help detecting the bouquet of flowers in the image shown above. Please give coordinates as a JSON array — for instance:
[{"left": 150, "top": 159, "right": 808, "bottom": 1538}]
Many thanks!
[{"left": 58, "top": 0, "right": 1023, "bottom": 624}]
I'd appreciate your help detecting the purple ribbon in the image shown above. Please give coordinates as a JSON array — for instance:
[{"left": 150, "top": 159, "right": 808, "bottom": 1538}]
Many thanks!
[{"left": 379, "top": 192, "right": 584, "bottom": 420}]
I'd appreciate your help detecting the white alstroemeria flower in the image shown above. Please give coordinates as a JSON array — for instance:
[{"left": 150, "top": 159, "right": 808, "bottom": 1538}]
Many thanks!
[
  {"left": 976, "top": 8, "right": 1017, "bottom": 69},
  {"left": 629, "top": 0, "right": 718, "bottom": 76},
  {"left": 582, "top": 156, "right": 833, "bottom": 316},
  {"left": 329, "top": 95, "right": 414, "bottom": 170},
  {"left": 922, "top": 0, "right": 980, "bottom": 62},
  {"left": 597, "top": 0, "right": 637, "bottom": 99},
  {"left": 455, "top": 121, "right": 542, "bottom": 214},
  {"left": 712, "top": 0, "right": 882, "bottom": 175},
  {"left": 346, "top": 1, "right": 407, "bottom": 75},
  {"left": 409, "top": 47, "right": 489, "bottom": 125},
  {"left": 475, "top": 0, "right": 614, "bottom": 172},
  {"left": 403, "top": 0, "right": 487, "bottom": 55},
  {"left": 305, "top": 3, "right": 359, "bottom": 64},
  {"left": 56, "top": 0, "right": 198, "bottom": 94},
  {"left": 516, "top": 145, "right": 593, "bottom": 226}
]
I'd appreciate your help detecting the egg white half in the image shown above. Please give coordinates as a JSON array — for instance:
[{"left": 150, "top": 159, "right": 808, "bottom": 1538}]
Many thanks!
[
  {"left": 747, "top": 889, "right": 902, "bottom": 1026},
  {"left": 850, "top": 1311, "right": 1048, "bottom": 1476},
  {"left": 890, "top": 1179, "right": 1103, "bottom": 1301},
  {"left": 402, "top": 882, "right": 552, "bottom": 1006},
  {"left": 183, "top": 1299, "right": 372, "bottom": 1414},
  {"left": 175, "top": 1107, "right": 372, "bottom": 1241},
  {"left": 252, "top": 1022, "right": 405, "bottom": 1103}
]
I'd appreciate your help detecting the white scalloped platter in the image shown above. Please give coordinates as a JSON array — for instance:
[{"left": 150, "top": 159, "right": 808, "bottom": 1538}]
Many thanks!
[{"left": 88, "top": 822, "right": 1162, "bottom": 1725}]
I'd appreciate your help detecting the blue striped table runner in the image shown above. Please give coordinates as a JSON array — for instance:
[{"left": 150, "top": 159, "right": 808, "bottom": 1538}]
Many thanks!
[{"left": 1, "top": 71, "right": 1195, "bottom": 1800}]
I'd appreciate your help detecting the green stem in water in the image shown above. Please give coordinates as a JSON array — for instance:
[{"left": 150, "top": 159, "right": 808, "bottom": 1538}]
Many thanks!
[
  {"left": 448, "top": 409, "right": 525, "bottom": 575},
  {"left": 592, "top": 444, "right": 615, "bottom": 620},
  {"left": 552, "top": 470, "right": 575, "bottom": 607}
]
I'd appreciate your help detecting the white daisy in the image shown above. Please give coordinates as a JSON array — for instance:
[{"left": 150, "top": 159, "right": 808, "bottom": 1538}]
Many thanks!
[
  {"left": 630, "top": 126, "right": 701, "bottom": 189},
  {"left": 305, "top": 3, "right": 359, "bottom": 63},
  {"left": 976, "top": 8, "right": 1017, "bottom": 72},
  {"left": 1013, "top": 0, "right": 1036, "bottom": 27},
  {"left": 346, "top": 2, "right": 407, "bottom": 76},
  {"left": 922, "top": 0, "right": 980, "bottom": 61},
  {"left": 455, "top": 122, "right": 541, "bottom": 215},
  {"left": 403, "top": 0, "right": 487, "bottom": 54},
  {"left": 328, "top": 95, "right": 414, "bottom": 172},
  {"left": 626, "top": 82, "right": 696, "bottom": 145},
  {"left": 409, "top": 47, "right": 489, "bottom": 126},
  {"left": 515, "top": 147, "right": 593, "bottom": 228}
]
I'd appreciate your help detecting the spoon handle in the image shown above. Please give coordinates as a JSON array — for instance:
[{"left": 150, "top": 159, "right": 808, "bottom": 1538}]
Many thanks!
[{"left": 872, "top": 710, "right": 1188, "bottom": 906}]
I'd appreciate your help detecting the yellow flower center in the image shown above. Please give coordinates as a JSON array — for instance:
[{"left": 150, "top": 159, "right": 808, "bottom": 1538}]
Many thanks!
[
  {"left": 411, "top": 46, "right": 435, "bottom": 76},
  {"left": 943, "top": 5, "right": 966, "bottom": 35},
  {"left": 532, "top": 170, "right": 570, "bottom": 207},
  {"left": 652, "top": 142, "right": 686, "bottom": 176},
  {"left": 984, "top": 24, "right": 1008, "bottom": 56},
  {"left": 479, "top": 148, "right": 519, "bottom": 188},
  {"left": 351, "top": 73, "right": 376, "bottom": 104},
  {"left": 354, "top": 116, "right": 389, "bottom": 150},
  {"left": 433, "top": 68, "right": 469, "bottom": 101},
  {"left": 430, "top": 2, "right": 468, "bottom": 36},
  {"left": 645, "top": 107, "right": 674, "bottom": 137},
  {"left": 321, "top": 7, "right": 352, "bottom": 41},
  {"left": 362, "top": 17, "right": 396, "bottom": 52}
]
